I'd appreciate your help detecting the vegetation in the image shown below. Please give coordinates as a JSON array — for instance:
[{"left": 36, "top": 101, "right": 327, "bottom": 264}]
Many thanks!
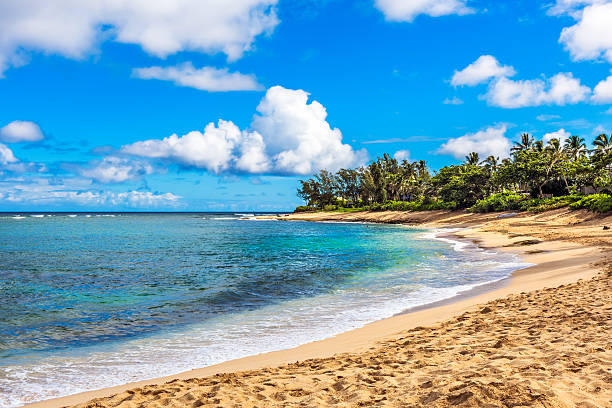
[
  {"left": 296, "top": 133, "right": 612, "bottom": 214},
  {"left": 569, "top": 194, "right": 612, "bottom": 213}
]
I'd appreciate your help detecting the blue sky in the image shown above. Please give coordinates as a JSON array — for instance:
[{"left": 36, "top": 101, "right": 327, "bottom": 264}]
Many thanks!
[{"left": 1, "top": 0, "right": 612, "bottom": 211}]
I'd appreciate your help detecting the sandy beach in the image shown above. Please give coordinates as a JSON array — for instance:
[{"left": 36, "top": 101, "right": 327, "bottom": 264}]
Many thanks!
[{"left": 28, "top": 208, "right": 612, "bottom": 407}]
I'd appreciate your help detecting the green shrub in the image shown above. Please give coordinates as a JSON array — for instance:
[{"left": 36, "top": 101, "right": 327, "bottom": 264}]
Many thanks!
[
  {"left": 296, "top": 194, "right": 612, "bottom": 214},
  {"left": 365, "top": 199, "right": 456, "bottom": 212},
  {"left": 517, "top": 195, "right": 582, "bottom": 213},
  {"left": 469, "top": 192, "right": 527, "bottom": 213},
  {"left": 469, "top": 193, "right": 585, "bottom": 213},
  {"left": 569, "top": 194, "right": 612, "bottom": 213},
  {"left": 418, "top": 200, "right": 457, "bottom": 210},
  {"left": 322, "top": 204, "right": 339, "bottom": 211},
  {"left": 334, "top": 206, "right": 365, "bottom": 213}
]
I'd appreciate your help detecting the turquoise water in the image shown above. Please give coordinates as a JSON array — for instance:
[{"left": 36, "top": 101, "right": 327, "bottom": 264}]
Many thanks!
[{"left": 0, "top": 213, "right": 524, "bottom": 406}]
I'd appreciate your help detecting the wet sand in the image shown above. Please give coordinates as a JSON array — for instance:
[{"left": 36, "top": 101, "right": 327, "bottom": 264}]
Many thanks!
[{"left": 28, "top": 208, "right": 612, "bottom": 407}]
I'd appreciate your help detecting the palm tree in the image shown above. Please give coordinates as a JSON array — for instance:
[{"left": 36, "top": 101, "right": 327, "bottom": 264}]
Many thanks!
[
  {"left": 533, "top": 140, "right": 544, "bottom": 153},
  {"left": 464, "top": 152, "right": 480, "bottom": 166},
  {"left": 593, "top": 133, "right": 612, "bottom": 154},
  {"left": 414, "top": 160, "right": 428, "bottom": 179},
  {"left": 545, "top": 138, "right": 569, "bottom": 193},
  {"left": 564, "top": 135, "right": 586, "bottom": 160},
  {"left": 397, "top": 160, "right": 416, "bottom": 201},
  {"left": 413, "top": 160, "right": 429, "bottom": 196},
  {"left": 482, "top": 155, "right": 499, "bottom": 172},
  {"left": 545, "top": 138, "right": 564, "bottom": 157},
  {"left": 511, "top": 133, "right": 534, "bottom": 154},
  {"left": 481, "top": 155, "right": 500, "bottom": 193}
]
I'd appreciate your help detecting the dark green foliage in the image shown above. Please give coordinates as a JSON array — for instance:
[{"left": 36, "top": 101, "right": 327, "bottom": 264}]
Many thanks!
[
  {"left": 470, "top": 192, "right": 527, "bottom": 213},
  {"left": 295, "top": 132, "right": 612, "bottom": 214},
  {"left": 569, "top": 194, "right": 612, "bottom": 213},
  {"left": 470, "top": 194, "right": 584, "bottom": 213},
  {"left": 365, "top": 199, "right": 456, "bottom": 212},
  {"left": 429, "top": 165, "right": 490, "bottom": 208},
  {"left": 518, "top": 195, "right": 583, "bottom": 213}
]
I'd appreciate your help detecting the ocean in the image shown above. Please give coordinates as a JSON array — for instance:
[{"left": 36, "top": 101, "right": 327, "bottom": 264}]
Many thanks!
[{"left": 0, "top": 213, "right": 526, "bottom": 407}]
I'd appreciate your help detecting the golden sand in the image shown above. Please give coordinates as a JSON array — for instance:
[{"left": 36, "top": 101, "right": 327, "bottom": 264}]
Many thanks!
[{"left": 29, "top": 208, "right": 612, "bottom": 407}]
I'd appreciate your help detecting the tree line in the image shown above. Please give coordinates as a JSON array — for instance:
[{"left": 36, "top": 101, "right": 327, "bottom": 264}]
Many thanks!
[{"left": 297, "top": 133, "right": 612, "bottom": 212}]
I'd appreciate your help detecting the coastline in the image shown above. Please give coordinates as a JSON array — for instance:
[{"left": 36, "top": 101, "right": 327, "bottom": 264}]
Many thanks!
[{"left": 26, "top": 208, "right": 612, "bottom": 407}]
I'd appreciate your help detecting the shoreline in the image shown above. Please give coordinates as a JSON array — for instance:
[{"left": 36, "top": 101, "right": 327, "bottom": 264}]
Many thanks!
[{"left": 26, "top": 209, "right": 611, "bottom": 407}]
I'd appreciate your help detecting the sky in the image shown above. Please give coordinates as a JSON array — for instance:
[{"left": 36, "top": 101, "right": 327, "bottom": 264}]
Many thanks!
[{"left": 1, "top": 0, "right": 612, "bottom": 212}]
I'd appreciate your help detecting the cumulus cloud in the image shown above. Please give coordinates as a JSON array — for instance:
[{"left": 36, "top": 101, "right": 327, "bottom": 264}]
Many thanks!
[
  {"left": 0, "top": 143, "right": 18, "bottom": 165},
  {"left": 394, "top": 150, "right": 411, "bottom": 161},
  {"left": 250, "top": 86, "right": 366, "bottom": 175},
  {"left": 0, "top": 141, "right": 46, "bottom": 173},
  {"left": 451, "top": 55, "right": 516, "bottom": 87},
  {"left": 451, "top": 55, "right": 592, "bottom": 108},
  {"left": 0, "top": 0, "right": 278, "bottom": 75},
  {"left": 0, "top": 120, "right": 44, "bottom": 143},
  {"left": 78, "top": 157, "right": 154, "bottom": 183},
  {"left": 542, "top": 129, "right": 571, "bottom": 144},
  {"left": 485, "top": 73, "right": 591, "bottom": 108},
  {"left": 374, "top": 0, "right": 473, "bottom": 22},
  {"left": 558, "top": 2, "right": 612, "bottom": 63},
  {"left": 122, "top": 120, "right": 266, "bottom": 174},
  {"left": 592, "top": 72, "right": 612, "bottom": 103},
  {"left": 133, "top": 63, "right": 262, "bottom": 92},
  {"left": 122, "top": 86, "right": 366, "bottom": 176},
  {"left": 436, "top": 125, "right": 511, "bottom": 159}
]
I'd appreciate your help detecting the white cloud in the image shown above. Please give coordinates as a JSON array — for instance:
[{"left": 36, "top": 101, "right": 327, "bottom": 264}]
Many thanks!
[
  {"left": 558, "top": 2, "right": 612, "bottom": 63},
  {"left": 542, "top": 128, "right": 571, "bottom": 144},
  {"left": 0, "top": 179, "right": 181, "bottom": 208},
  {"left": 443, "top": 96, "right": 464, "bottom": 105},
  {"left": 547, "top": 0, "right": 604, "bottom": 17},
  {"left": 78, "top": 157, "right": 154, "bottom": 183},
  {"left": 0, "top": 120, "right": 44, "bottom": 143},
  {"left": 547, "top": 73, "right": 592, "bottom": 104},
  {"left": 122, "top": 86, "right": 366, "bottom": 176},
  {"left": 0, "top": 0, "right": 278, "bottom": 75},
  {"left": 122, "top": 120, "right": 266, "bottom": 174},
  {"left": 251, "top": 86, "right": 366, "bottom": 175},
  {"left": 394, "top": 150, "right": 411, "bottom": 161},
  {"left": 485, "top": 73, "right": 591, "bottom": 108},
  {"left": 451, "top": 55, "right": 592, "bottom": 108},
  {"left": 0, "top": 141, "right": 46, "bottom": 173},
  {"left": 0, "top": 143, "right": 18, "bottom": 165},
  {"left": 436, "top": 125, "right": 511, "bottom": 159},
  {"left": 115, "top": 191, "right": 180, "bottom": 207},
  {"left": 374, "top": 0, "right": 473, "bottom": 22},
  {"left": 451, "top": 55, "right": 516, "bottom": 86},
  {"left": 133, "top": 63, "right": 262, "bottom": 92},
  {"left": 536, "top": 114, "right": 562, "bottom": 121},
  {"left": 592, "top": 72, "right": 612, "bottom": 103},
  {"left": 234, "top": 130, "right": 270, "bottom": 173}
]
